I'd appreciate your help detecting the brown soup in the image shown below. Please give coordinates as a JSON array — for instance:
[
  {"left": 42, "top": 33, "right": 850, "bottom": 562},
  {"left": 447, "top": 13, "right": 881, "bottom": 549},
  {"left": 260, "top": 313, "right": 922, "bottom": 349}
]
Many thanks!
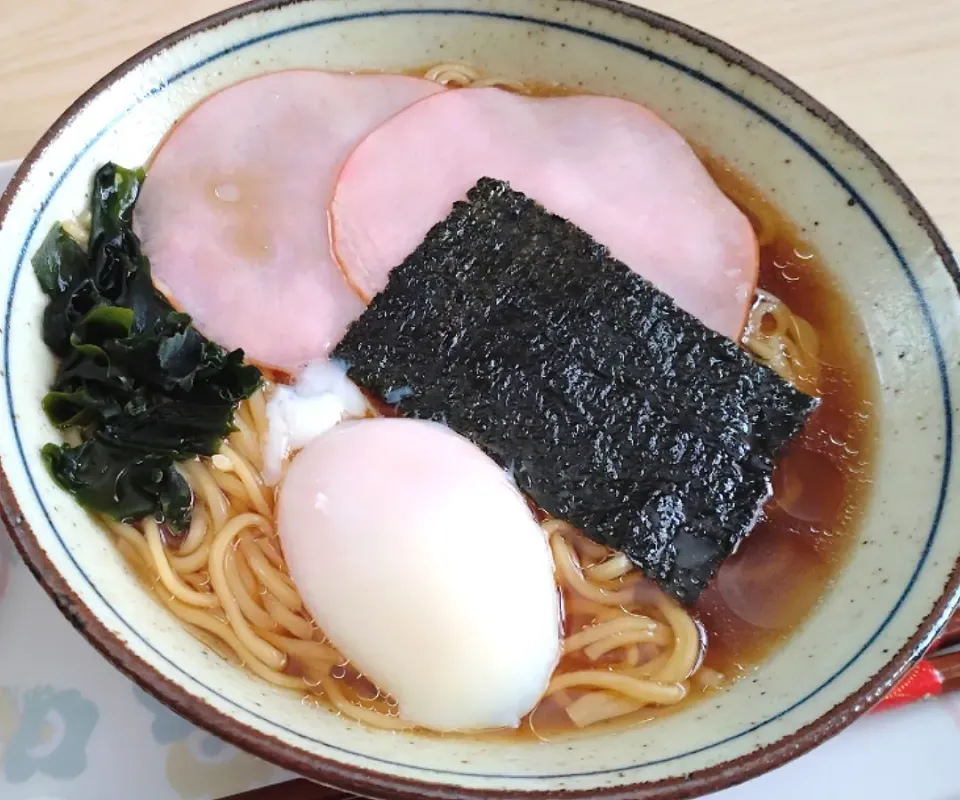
[{"left": 691, "top": 157, "right": 878, "bottom": 685}]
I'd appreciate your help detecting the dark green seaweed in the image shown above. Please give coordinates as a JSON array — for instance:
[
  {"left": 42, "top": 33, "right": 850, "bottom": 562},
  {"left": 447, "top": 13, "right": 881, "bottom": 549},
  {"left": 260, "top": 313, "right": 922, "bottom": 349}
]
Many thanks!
[
  {"left": 34, "top": 163, "right": 261, "bottom": 531},
  {"left": 334, "top": 178, "right": 818, "bottom": 604}
]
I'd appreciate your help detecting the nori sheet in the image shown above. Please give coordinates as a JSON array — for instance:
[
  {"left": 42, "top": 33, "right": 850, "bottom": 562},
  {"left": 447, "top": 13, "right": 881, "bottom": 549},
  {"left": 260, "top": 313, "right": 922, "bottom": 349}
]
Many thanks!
[{"left": 333, "top": 178, "right": 819, "bottom": 604}]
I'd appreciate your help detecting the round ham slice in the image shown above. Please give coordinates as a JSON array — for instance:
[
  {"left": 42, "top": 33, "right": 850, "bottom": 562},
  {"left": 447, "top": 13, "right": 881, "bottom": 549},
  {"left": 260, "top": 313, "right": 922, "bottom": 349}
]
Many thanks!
[
  {"left": 331, "top": 88, "right": 759, "bottom": 340},
  {"left": 134, "top": 70, "right": 443, "bottom": 372}
]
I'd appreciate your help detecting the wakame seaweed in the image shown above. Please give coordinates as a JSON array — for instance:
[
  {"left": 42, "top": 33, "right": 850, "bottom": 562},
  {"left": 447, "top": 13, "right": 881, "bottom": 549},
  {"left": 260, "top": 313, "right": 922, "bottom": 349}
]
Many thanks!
[
  {"left": 34, "top": 163, "right": 261, "bottom": 530},
  {"left": 335, "top": 178, "right": 818, "bottom": 605}
]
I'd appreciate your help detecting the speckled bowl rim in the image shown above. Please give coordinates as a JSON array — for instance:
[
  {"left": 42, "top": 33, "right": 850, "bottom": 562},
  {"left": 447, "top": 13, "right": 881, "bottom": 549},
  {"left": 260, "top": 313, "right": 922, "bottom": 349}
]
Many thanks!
[{"left": 0, "top": 1, "right": 957, "bottom": 798}]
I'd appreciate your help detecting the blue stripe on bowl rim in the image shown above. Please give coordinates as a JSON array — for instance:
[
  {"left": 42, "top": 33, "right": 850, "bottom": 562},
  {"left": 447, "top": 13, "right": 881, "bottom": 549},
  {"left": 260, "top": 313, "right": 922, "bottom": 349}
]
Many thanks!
[{"left": 2, "top": 6, "right": 953, "bottom": 782}]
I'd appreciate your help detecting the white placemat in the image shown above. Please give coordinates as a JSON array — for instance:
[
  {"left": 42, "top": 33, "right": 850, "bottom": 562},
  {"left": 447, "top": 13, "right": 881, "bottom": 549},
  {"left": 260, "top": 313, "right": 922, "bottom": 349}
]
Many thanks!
[{"left": 1, "top": 160, "right": 958, "bottom": 800}]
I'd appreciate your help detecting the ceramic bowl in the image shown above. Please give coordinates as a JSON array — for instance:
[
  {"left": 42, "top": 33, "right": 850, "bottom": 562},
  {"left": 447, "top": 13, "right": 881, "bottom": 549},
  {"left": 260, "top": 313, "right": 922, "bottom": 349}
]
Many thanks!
[{"left": 1, "top": 1, "right": 958, "bottom": 798}]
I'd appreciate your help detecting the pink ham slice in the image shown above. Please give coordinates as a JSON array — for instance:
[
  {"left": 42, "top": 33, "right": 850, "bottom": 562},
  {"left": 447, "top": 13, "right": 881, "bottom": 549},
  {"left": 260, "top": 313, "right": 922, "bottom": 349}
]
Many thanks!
[
  {"left": 331, "top": 88, "right": 759, "bottom": 340},
  {"left": 134, "top": 70, "right": 443, "bottom": 372}
]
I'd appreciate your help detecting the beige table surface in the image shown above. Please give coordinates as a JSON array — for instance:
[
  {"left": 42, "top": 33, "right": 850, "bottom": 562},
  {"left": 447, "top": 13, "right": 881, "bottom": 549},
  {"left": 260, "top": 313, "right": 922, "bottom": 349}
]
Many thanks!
[{"left": 1, "top": 0, "right": 958, "bottom": 249}]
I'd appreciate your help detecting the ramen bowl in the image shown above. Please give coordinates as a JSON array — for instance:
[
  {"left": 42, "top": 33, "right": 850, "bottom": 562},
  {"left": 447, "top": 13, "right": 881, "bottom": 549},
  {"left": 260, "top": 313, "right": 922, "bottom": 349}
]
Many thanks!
[{"left": 0, "top": 0, "right": 958, "bottom": 797}]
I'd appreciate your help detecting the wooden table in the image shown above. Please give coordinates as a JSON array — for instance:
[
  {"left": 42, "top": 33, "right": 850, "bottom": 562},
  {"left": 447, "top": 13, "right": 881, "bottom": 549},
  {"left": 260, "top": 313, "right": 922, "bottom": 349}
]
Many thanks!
[
  {"left": 0, "top": 1, "right": 957, "bottom": 798},
  {"left": 1, "top": 0, "right": 957, "bottom": 248}
]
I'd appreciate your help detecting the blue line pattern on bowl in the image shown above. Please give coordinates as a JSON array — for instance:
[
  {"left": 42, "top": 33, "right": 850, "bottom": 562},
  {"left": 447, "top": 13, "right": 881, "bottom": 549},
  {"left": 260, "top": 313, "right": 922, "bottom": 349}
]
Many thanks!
[{"left": 2, "top": 7, "right": 953, "bottom": 781}]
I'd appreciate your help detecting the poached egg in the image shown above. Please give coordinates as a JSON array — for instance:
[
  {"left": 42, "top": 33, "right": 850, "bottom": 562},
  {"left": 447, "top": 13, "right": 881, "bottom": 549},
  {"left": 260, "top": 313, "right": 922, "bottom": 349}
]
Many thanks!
[{"left": 277, "top": 417, "right": 561, "bottom": 731}]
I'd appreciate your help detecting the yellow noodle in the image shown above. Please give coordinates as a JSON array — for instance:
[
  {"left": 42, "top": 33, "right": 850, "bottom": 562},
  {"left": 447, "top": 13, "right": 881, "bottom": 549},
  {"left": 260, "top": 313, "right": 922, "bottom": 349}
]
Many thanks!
[
  {"left": 235, "top": 548, "right": 262, "bottom": 601},
  {"left": 160, "top": 597, "right": 242, "bottom": 656},
  {"left": 585, "top": 552, "right": 633, "bottom": 582},
  {"left": 228, "top": 425, "right": 262, "bottom": 472},
  {"left": 627, "top": 653, "right": 671, "bottom": 679},
  {"left": 224, "top": 550, "right": 278, "bottom": 632},
  {"left": 220, "top": 443, "right": 272, "bottom": 517},
  {"left": 168, "top": 539, "right": 211, "bottom": 574},
  {"left": 744, "top": 332, "right": 782, "bottom": 365},
  {"left": 234, "top": 400, "right": 256, "bottom": 435},
  {"left": 182, "top": 572, "right": 210, "bottom": 591},
  {"left": 144, "top": 519, "right": 220, "bottom": 609},
  {"left": 595, "top": 605, "right": 630, "bottom": 623},
  {"left": 565, "top": 691, "right": 644, "bottom": 728},
  {"left": 183, "top": 622, "right": 240, "bottom": 665},
  {"left": 248, "top": 387, "right": 269, "bottom": 440},
  {"left": 211, "top": 468, "right": 254, "bottom": 510},
  {"left": 423, "top": 62, "right": 526, "bottom": 92},
  {"left": 590, "top": 571, "right": 650, "bottom": 597},
  {"left": 792, "top": 313, "right": 821, "bottom": 357},
  {"left": 163, "top": 596, "right": 303, "bottom": 689},
  {"left": 264, "top": 594, "right": 314, "bottom": 640},
  {"left": 657, "top": 597, "right": 703, "bottom": 683},
  {"left": 239, "top": 537, "right": 301, "bottom": 611},
  {"left": 563, "top": 594, "right": 617, "bottom": 618},
  {"left": 547, "top": 671, "right": 686, "bottom": 705},
  {"left": 549, "top": 531, "right": 640, "bottom": 606},
  {"left": 260, "top": 631, "right": 342, "bottom": 665},
  {"left": 104, "top": 518, "right": 153, "bottom": 565},
  {"left": 229, "top": 431, "right": 261, "bottom": 472},
  {"left": 176, "top": 507, "right": 209, "bottom": 557},
  {"left": 563, "top": 616, "right": 660, "bottom": 654},
  {"left": 208, "top": 513, "right": 286, "bottom": 670},
  {"left": 572, "top": 535, "right": 611, "bottom": 565},
  {"left": 233, "top": 404, "right": 259, "bottom": 455},
  {"left": 321, "top": 675, "right": 412, "bottom": 730},
  {"left": 743, "top": 289, "right": 821, "bottom": 393},
  {"left": 181, "top": 460, "right": 229, "bottom": 532},
  {"left": 254, "top": 536, "right": 285, "bottom": 570},
  {"left": 583, "top": 630, "right": 670, "bottom": 662}
]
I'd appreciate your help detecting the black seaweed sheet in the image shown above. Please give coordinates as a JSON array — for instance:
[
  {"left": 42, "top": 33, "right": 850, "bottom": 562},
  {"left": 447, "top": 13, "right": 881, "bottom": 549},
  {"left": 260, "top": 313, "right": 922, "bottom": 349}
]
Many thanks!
[{"left": 334, "top": 178, "right": 818, "bottom": 604}]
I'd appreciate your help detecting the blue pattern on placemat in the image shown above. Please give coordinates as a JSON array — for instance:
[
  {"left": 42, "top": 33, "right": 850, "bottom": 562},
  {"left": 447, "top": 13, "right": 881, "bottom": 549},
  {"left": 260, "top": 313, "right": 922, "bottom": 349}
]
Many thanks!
[
  {"left": 133, "top": 686, "right": 195, "bottom": 745},
  {"left": 1, "top": 686, "right": 98, "bottom": 783}
]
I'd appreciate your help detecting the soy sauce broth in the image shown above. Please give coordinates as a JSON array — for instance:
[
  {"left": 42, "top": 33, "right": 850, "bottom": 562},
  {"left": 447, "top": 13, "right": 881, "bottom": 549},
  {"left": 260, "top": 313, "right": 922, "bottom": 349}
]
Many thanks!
[{"left": 689, "top": 158, "right": 878, "bottom": 687}]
